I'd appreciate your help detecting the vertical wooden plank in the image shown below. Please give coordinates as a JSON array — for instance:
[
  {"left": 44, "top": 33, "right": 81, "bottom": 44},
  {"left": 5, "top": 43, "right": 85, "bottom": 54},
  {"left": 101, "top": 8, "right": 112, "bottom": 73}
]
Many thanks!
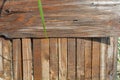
[
  {"left": 2, "top": 38, "right": 12, "bottom": 80},
  {"left": 113, "top": 37, "right": 118, "bottom": 80},
  {"left": 92, "top": 38, "right": 100, "bottom": 80},
  {"left": 41, "top": 39, "right": 49, "bottom": 80},
  {"left": 77, "top": 38, "right": 85, "bottom": 80},
  {"left": 33, "top": 39, "right": 42, "bottom": 80},
  {"left": 0, "top": 38, "right": 3, "bottom": 79},
  {"left": 84, "top": 38, "right": 92, "bottom": 80},
  {"left": 106, "top": 37, "right": 117, "bottom": 80},
  {"left": 67, "top": 38, "right": 76, "bottom": 80},
  {"left": 49, "top": 38, "right": 58, "bottom": 80},
  {"left": 22, "top": 39, "right": 32, "bottom": 80},
  {"left": 100, "top": 38, "right": 107, "bottom": 80},
  {"left": 106, "top": 37, "right": 114, "bottom": 80},
  {"left": 59, "top": 38, "right": 67, "bottom": 80},
  {"left": 13, "top": 39, "right": 22, "bottom": 80}
]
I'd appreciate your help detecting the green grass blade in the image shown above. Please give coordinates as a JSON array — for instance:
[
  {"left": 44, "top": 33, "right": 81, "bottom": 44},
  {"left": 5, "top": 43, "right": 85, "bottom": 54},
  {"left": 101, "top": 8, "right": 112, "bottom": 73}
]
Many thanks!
[{"left": 38, "top": 0, "right": 48, "bottom": 37}]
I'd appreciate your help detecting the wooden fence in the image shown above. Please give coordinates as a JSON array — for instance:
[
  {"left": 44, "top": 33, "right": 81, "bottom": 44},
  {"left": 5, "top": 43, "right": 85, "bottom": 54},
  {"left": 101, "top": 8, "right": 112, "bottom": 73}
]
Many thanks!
[{"left": 0, "top": 37, "right": 117, "bottom": 80}]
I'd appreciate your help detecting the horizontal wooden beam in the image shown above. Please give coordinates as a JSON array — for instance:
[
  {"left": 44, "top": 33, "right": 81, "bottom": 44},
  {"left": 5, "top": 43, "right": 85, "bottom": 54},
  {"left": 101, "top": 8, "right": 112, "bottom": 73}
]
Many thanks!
[{"left": 0, "top": 0, "right": 120, "bottom": 38}]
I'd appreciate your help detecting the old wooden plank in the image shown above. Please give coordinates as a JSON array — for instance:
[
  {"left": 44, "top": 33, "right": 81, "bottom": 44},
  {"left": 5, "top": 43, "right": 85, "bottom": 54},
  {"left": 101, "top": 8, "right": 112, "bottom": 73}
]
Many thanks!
[
  {"left": 106, "top": 37, "right": 113, "bottom": 80},
  {"left": 0, "top": 0, "right": 120, "bottom": 38},
  {"left": 58, "top": 38, "right": 67, "bottom": 80},
  {"left": 67, "top": 38, "right": 76, "bottom": 80},
  {"left": 84, "top": 38, "right": 92, "bottom": 80},
  {"left": 13, "top": 39, "right": 22, "bottom": 80},
  {"left": 77, "top": 38, "right": 85, "bottom": 80},
  {"left": 2, "top": 38, "right": 12, "bottom": 80},
  {"left": 92, "top": 38, "right": 100, "bottom": 80},
  {"left": 106, "top": 37, "right": 118, "bottom": 80},
  {"left": 0, "top": 38, "right": 3, "bottom": 79},
  {"left": 22, "top": 39, "right": 32, "bottom": 80},
  {"left": 33, "top": 39, "right": 42, "bottom": 80},
  {"left": 113, "top": 37, "right": 118, "bottom": 80},
  {"left": 100, "top": 38, "right": 108, "bottom": 80},
  {"left": 49, "top": 38, "right": 58, "bottom": 80},
  {"left": 41, "top": 39, "right": 49, "bottom": 80}
]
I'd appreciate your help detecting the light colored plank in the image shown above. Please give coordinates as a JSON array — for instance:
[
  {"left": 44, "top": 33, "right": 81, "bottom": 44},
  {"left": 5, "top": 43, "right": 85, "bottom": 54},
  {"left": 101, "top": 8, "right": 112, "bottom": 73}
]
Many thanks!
[
  {"left": 106, "top": 37, "right": 113, "bottom": 80},
  {"left": 59, "top": 38, "right": 67, "bottom": 80},
  {"left": 67, "top": 38, "right": 76, "bottom": 80},
  {"left": 49, "top": 38, "right": 58, "bottom": 80},
  {"left": 92, "top": 38, "right": 100, "bottom": 80},
  {"left": 33, "top": 39, "right": 42, "bottom": 80},
  {"left": 2, "top": 38, "right": 12, "bottom": 80},
  {"left": 41, "top": 39, "right": 49, "bottom": 80},
  {"left": 22, "top": 39, "right": 32, "bottom": 80},
  {"left": 0, "top": 38, "right": 3, "bottom": 79},
  {"left": 13, "top": 39, "right": 22, "bottom": 80},
  {"left": 84, "top": 38, "right": 92, "bottom": 80},
  {"left": 77, "top": 38, "right": 85, "bottom": 80},
  {"left": 100, "top": 38, "right": 108, "bottom": 80}
]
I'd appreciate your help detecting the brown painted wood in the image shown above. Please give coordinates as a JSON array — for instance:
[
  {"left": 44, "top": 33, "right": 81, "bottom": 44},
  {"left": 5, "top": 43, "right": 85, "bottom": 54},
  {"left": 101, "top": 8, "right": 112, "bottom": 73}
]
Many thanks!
[
  {"left": 22, "top": 39, "right": 32, "bottom": 80},
  {"left": 13, "top": 39, "right": 22, "bottom": 80},
  {"left": 77, "top": 38, "right": 85, "bottom": 80},
  {"left": 84, "top": 38, "right": 92, "bottom": 80},
  {"left": 67, "top": 38, "right": 76, "bottom": 80},
  {"left": 0, "top": 0, "right": 120, "bottom": 38},
  {"left": 49, "top": 38, "right": 58, "bottom": 80},
  {"left": 58, "top": 38, "right": 67, "bottom": 80},
  {"left": 41, "top": 39, "right": 49, "bottom": 80},
  {"left": 33, "top": 39, "right": 42, "bottom": 80},
  {"left": 2, "top": 38, "right": 12, "bottom": 80},
  {"left": 92, "top": 38, "right": 100, "bottom": 80}
]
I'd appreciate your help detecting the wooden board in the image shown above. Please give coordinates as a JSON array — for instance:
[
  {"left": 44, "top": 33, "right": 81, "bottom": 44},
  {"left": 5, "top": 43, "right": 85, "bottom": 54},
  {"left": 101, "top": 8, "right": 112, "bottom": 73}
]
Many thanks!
[
  {"left": 0, "top": 0, "right": 120, "bottom": 38},
  {"left": 41, "top": 39, "right": 49, "bottom": 80},
  {"left": 33, "top": 39, "right": 42, "bottom": 80},
  {"left": 22, "top": 39, "right": 32, "bottom": 80},
  {"left": 67, "top": 38, "right": 76, "bottom": 80},
  {"left": 58, "top": 38, "right": 67, "bottom": 80},
  {"left": 0, "top": 38, "right": 3, "bottom": 79},
  {"left": 84, "top": 38, "right": 92, "bottom": 80},
  {"left": 13, "top": 39, "right": 22, "bottom": 80},
  {"left": 2, "top": 38, "right": 12, "bottom": 80},
  {"left": 100, "top": 38, "right": 108, "bottom": 80},
  {"left": 77, "top": 38, "right": 85, "bottom": 80},
  {"left": 49, "top": 38, "right": 58, "bottom": 80},
  {"left": 92, "top": 38, "right": 100, "bottom": 80}
]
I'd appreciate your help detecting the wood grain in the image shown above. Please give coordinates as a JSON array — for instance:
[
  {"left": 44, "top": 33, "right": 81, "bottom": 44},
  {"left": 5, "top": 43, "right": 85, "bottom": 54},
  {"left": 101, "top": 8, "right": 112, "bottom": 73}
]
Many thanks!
[
  {"left": 67, "top": 38, "right": 76, "bottom": 80},
  {"left": 22, "top": 39, "right": 32, "bottom": 80},
  {"left": 58, "top": 38, "right": 67, "bottom": 80},
  {"left": 84, "top": 38, "right": 92, "bottom": 80},
  {"left": 100, "top": 38, "right": 108, "bottom": 80},
  {"left": 13, "top": 39, "right": 22, "bottom": 80},
  {"left": 2, "top": 38, "right": 12, "bottom": 80},
  {"left": 92, "top": 38, "right": 100, "bottom": 80},
  {"left": 49, "top": 38, "right": 58, "bottom": 80},
  {"left": 41, "top": 39, "right": 49, "bottom": 80},
  {"left": 0, "top": 0, "right": 120, "bottom": 38},
  {"left": 0, "top": 38, "right": 3, "bottom": 79},
  {"left": 33, "top": 39, "right": 42, "bottom": 80},
  {"left": 77, "top": 38, "right": 85, "bottom": 80}
]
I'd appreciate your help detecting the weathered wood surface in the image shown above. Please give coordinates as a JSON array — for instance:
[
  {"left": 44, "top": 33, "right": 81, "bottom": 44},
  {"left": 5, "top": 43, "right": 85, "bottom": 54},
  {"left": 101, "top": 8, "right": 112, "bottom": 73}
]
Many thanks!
[
  {"left": 0, "top": 37, "right": 118, "bottom": 80},
  {"left": 13, "top": 39, "right": 22, "bottom": 80},
  {"left": 0, "top": 0, "right": 120, "bottom": 38},
  {"left": 22, "top": 39, "right": 33, "bottom": 80}
]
